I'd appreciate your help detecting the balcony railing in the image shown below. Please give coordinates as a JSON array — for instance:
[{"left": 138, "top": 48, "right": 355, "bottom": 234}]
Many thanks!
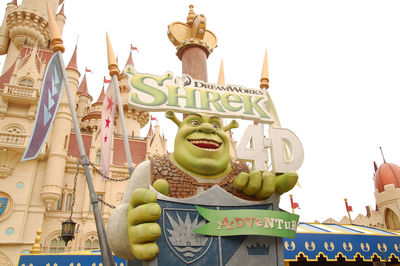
[
  {"left": 0, "top": 132, "right": 27, "bottom": 147},
  {"left": 1, "top": 84, "right": 38, "bottom": 104}
]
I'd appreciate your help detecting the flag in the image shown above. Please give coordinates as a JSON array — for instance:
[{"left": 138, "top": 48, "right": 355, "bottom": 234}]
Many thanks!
[
  {"left": 150, "top": 115, "right": 156, "bottom": 121},
  {"left": 345, "top": 200, "right": 353, "bottom": 212},
  {"left": 290, "top": 195, "right": 300, "bottom": 210},
  {"left": 104, "top": 76, "right": 111, "bottom": 83},
  {"left": 130, "top": 44, "right": 138, "bottom": 52},
  {"left": 21, "top": 53, "right": 64, "bottom": 161},
  {"left": 85, "top": 67, "right": 92, "bottom": 73},
  {"left": 100, "top": 81, "right": 117, "bottom": 177}
]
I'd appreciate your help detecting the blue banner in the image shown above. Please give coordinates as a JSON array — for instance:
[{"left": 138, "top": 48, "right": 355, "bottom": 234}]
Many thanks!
[{"left": 21, "top": 53, "right": 64, "bottom": 161}]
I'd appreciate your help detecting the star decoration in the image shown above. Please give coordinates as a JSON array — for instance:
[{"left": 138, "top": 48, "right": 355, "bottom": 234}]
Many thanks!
[
  {"left": 105, "top": 118, "right": 111, "bottom": 128},
  {"left": 107, "top": 96, "right": 114, "bottom": 111}
]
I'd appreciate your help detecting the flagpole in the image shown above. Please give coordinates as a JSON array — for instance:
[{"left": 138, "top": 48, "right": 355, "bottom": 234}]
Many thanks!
[
  {"left": 46, "top": 2, "right": 115, "bottom": 265},
  {"left": 106, "top": 33, "right": 134, "bottom": 176},
  {"left": 344, "top": 198, "right": 352, "bottom": 224}
]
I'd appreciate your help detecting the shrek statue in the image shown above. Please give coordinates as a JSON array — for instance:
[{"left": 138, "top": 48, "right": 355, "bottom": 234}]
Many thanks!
[{"left": 107, "top": 111, "right": 298, "bottom": 261}]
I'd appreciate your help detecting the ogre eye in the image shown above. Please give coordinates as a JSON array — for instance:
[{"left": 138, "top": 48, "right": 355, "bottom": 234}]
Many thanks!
[
  {"left": 189, "top": 120, "right": 200, "bottom": 126},
  {"left": 212, "top": 122, "right": 220, "bottom": 129}
]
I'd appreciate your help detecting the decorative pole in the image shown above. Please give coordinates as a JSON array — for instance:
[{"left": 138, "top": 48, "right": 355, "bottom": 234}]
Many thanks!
[
  {"left": 344, "top": 198, "right": 352, "bottom": 224},
  {"left": 168, "top": 5, "right": 217, "bottom": 117},
  {"left": 46, "top": 1, "right": 115, "bottom": 264},
  {"left": 106, "top": 33, "right": 134, "bottom": 176}
]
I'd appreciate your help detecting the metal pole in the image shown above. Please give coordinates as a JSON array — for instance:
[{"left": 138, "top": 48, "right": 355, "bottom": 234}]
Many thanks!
[
  {"left": 112, "top": 74, "right": 134, "bottom": 176},
  {"left": 57, "top": 51, "right": 115, "bottom": 265}
]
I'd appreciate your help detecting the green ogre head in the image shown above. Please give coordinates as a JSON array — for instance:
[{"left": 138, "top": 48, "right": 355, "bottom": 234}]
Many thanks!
[{"left": 166, "top": 111, "right": 239, "bottom": 179}]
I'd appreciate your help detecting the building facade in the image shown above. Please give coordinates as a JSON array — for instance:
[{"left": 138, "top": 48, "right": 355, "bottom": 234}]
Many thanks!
[{"left": 0, "top": 1, "right": 168, "bottom": 265}]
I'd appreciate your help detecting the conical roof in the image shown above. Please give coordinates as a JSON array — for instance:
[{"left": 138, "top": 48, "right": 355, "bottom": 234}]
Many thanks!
[
  {"left": 66, "top": 45, "right": 78, "bottom": 72},
  {"left": 125, "top": 51, "right": 134, "bottom": 67},
  {"left": 77, "top": 73, "right": 92, "bottom": 100}
]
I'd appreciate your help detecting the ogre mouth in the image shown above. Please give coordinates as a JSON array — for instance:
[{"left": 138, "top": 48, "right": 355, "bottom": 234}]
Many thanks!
[{"left": 188, "top": 139, "right": 221, "bottom": 150}]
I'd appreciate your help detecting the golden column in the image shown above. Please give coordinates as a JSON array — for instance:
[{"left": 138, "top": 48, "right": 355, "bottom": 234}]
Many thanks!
[{"left": 168, "top": 5, "right": 217, "bottom": 82}]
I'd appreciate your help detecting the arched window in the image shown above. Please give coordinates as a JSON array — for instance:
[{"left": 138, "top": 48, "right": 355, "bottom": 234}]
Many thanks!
[
  {"left": 18, "top": 78, "right": 34, "bottom": 87},
  {"left": 96, "top": 150, "right": 101, "bottom": 165},
  {"left": 49, "top": 237, "right": 66, "bottom": 253},
  {"left": 385, "top": 208, "right": 400, "bottom": 230},
  {"left": 3, "top": 125, "right": 24, "bottom": 144},
  {"left": 56, "top": 194, "right": 63, "bottom": 211},
  {"left": 84, "top": 235, "right": 100, "bottom": 250},
  {"left": 65, "top": 194, "right": 72, "bottom": 211}
]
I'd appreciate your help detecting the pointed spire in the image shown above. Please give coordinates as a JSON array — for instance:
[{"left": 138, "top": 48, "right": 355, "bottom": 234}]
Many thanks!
[
  {"left": 260, "top": 49, "right": 269, "bottom": 89},
  {"left": 66, "top": 45, "right": 78, "bottom": 71},
  {"left": 57, "top": 3, "right": 65, "bottom": 17},
  {"left": 106, "top": 32, "right": 119, "bottom": 77},
  {"left": 218, "top": 59, "right": 225, "bottom": 85},
  {"left": 147, "top": 123, "right": 154, "bottom": 138},
  {"left": 77, "top": 73, "right": 92, "bottom": 100},
  {"left": 125, "top": 51, "right": 134, "bottom": 68},
  {"left": 46, "top": 0, "right": 64, "bottom": 53},
  {"left": 95, "top": 88, "right": 105, "bottom": 104}
]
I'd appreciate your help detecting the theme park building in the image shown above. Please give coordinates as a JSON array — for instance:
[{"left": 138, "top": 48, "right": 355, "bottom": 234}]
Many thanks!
[
  {"left": 1, "top": 1, "right": 400, "bottom": 266},
  {"left": 0, "top": 0, "right": 169, "bottom": 264}
]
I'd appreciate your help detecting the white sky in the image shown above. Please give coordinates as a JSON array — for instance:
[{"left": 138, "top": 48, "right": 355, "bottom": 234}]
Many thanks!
[{"left": 3, "top": 0, "right": 400, "bottom": 223}]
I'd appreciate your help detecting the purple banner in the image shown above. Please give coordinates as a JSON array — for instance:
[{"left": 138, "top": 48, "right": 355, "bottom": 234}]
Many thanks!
[{"left": 21, "top": 53, "right": 64, "bottom": 161}]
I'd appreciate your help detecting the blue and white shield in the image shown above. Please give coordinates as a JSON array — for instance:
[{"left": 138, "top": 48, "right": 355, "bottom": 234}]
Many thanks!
[
  {"left": 0, "top": 197, "right": 8, "bottom": 216},
  {"left": 146, "top": 185, "right": 284, "bottom": 266}
]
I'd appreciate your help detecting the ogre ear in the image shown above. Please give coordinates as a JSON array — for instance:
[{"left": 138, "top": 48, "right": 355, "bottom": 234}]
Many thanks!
[
  {"left": 165, "top": 111, "right": 182, "bottom": 127},
  {"left": 223, "top": 120, "right": 239, "bottom": 131}
]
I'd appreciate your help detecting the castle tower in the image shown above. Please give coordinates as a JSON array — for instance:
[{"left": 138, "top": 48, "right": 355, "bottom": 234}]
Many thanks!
[
  {"left": 0, "top": 0, "right": 64, "bottom": 73},
  {"left": 374, "top": 161, "right": 400, "bottom": 230},
  {"left": 76, "top": 72, "right": 93, "bottom": 122},
  {"left": 40, "top": 45, "right": 79, "bottom": 209},
  {"left": 117, "top": 51, "right": 149, "bottom": 137}
]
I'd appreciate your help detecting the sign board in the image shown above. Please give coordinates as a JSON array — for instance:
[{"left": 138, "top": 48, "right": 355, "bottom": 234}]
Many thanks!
[
  {"left": 146, "top": 186, "right": 288, "bottom": 266},
  {"left": 125, "top": 65, "right": 274, "bottom": 124}
]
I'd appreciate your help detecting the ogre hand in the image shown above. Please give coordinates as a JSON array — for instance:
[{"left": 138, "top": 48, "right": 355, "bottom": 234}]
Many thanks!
[
  {"left": 233, "top": 171, "right": 298, "bottom": 199},
  {"left": 127, "top": 188, "right": 161, "bottom": 261}
]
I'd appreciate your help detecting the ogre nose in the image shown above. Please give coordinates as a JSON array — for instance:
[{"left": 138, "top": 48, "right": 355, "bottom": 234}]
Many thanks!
[{"left": 199, "top": 123, "right": 215, "bottom": 133}]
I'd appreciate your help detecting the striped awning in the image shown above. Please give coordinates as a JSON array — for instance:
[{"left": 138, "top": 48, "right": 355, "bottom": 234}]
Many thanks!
[{"left": 283, "top": 222, "right": 400, "bottom": 262}]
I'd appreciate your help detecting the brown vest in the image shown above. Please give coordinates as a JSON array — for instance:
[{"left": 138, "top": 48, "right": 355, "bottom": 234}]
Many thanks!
[{"left": 151, "top": 154, "right": 255, "bottom": 200}]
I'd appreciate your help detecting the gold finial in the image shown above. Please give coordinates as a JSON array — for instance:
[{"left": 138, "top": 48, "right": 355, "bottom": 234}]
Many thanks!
[
  {"left": 218, "top": 59, "right": 225, "bottom": 85},
  {"left": 46, "top": 0, "right": 65, "bottom": 53},
  {"left": 106, "top": 32, "right": 120, "bottom": 77},
  {"left": 168, "top": 6, "right": 217, "bottom": 60},
  {"left": 187, "top": 5, "right": 195, "bottom": 25},
  {"left": 260, "top": 49, "right": 269, "bottom": 89},
  {"left": 30, "top": 228, "right": 42, "bottom": 254}
]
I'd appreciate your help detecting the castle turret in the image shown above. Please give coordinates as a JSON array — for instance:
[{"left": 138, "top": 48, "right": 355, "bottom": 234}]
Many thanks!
[
  {"left": 117, "top": 51, "right": 149, "bottom": 137},
  {"left": 1, "top": 0, "right": 63, "bottom": 73},
  {"left": 40, "top": 9, "right": 77, "bottom": 208},
  {"left": 76, "top": 73, "right": 93, "bottom": 122},
  {"left": 374, "top": 161, "right": 400, "bottom": 230}
]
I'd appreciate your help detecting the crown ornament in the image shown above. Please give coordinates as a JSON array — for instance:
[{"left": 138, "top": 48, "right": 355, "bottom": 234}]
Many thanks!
[{"left": 168, "top": 5, "right": 218, "bottom": 60}]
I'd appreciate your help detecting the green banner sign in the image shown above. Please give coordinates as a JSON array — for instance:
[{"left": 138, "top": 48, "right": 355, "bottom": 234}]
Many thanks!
[{"left": 194, "top": 206, "right": 299, "bottom": 239}]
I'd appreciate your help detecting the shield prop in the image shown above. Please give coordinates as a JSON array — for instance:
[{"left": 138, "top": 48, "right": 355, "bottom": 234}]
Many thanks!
[
  {"left": 0, "top": 197, "right": 8, "bottom": 216},
  {"left": 135, "top": 186, "right": 285, "bottom": 266}
]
